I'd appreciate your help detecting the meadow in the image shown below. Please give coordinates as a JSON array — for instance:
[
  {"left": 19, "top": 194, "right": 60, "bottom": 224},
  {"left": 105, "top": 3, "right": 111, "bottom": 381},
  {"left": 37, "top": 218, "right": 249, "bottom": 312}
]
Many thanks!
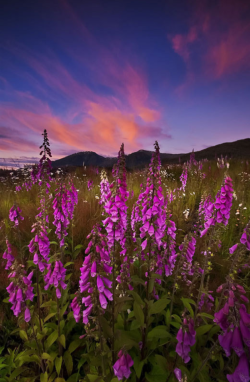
[{"left": 0, "top": 130, "right": 250, "bottom": 382}]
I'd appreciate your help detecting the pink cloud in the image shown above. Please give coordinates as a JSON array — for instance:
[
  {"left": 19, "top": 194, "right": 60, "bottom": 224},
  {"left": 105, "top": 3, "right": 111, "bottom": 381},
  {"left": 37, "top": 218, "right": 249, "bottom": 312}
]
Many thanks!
[{"left": 168, "top": 0, "right": 250, "bottom": 88}]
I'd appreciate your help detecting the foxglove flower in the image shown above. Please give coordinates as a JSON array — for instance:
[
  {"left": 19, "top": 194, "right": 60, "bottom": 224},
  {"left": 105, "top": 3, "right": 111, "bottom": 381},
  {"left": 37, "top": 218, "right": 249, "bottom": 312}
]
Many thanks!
[
  {"left": 87, "top": 179, "right": 94, "bottom": 191},
  {"left": 227, "top": 353, "right": 250, "bottom": 382},
  {"left": 215, "top": 281, "right": 250, "bottom": 363},
  {"left": 9, "top": 205, "right": 24, "bottom": 226},
  {"left": 44, "top": 261, "right": 67, "bottom": 298},
  {"left": 113, "top": 350, "right": 134, "bottom": 380},
  {"left": 6, "top": 264, "right": 34, "bottom": 322},
  {"left": 174, "top": 368, "right": 182, "bottom": 382},
  {"left": 240, "top": 223, "right": 250, "bottom": 250},
  {"left": 52, "top": 179, "right": 77, "bottom": 247},
  {"left": 176, "top": 318, "right": 196, "bottom": 363},
  {"left": 2, "top": 238, "right": 14, "bottom": 270},
  {"left": 71, "top": 225, "right": 112, "bottom": 326}
]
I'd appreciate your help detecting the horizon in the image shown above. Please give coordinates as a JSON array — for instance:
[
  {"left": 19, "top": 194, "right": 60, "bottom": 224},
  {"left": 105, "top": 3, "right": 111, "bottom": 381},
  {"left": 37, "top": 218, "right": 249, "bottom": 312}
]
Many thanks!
[
  {"left": 1, "top": 0, "right": 250, "bottom": 164},
  {"left": 1, "top": 136, "right": 249, "bottom": 170}
]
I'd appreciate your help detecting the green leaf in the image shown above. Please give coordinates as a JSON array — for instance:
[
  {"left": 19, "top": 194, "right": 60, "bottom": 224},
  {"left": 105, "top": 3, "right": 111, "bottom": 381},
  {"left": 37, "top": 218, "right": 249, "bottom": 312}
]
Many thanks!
[
  {"left": 42, "top": 353, "right": 53, "bottom": 362},
  {"left": 147, "top": 326, "right": 171, "bottom": 340},
  {"left": 148, "top": 278, "right": 154, "bottom": 294},
  {"left": 60, "top": 303, "right": 69, "bottom": 319},
  {"left": 9, "top": 367, "right": 28, "bottom": 381},
  {"left": 49, "top": 372, "right": 57, "bottom": 382},
  {"left": 133, "top": 356, "right": 146, "bottom": 378},
  {"left": 45, "top": 330, "right": 58, "bottom": 349},
  {"left": 145, "top": 365, "right": 168, "bottom": 382},
  {"left": 131, "top": 275, "right": 145, "bottom": 285},
  {"left": 55, "top": 356, "right": 62, "bottom": 376},
  {"left": 40, "top": 372, "right": 48, "bottom": 382},
  {"left": 87, "top": 375, "right": 104, "bottom": 382},
  {"left": 98, "top": 316, "right": 113, "bottom": 338},
  {"left": 74, "top": 244, "right": 83, "bottom": 250},
  {"left": 66, "top": 374, "right": 79, "bottom": 382},
  {"left": 55, "top": 379, "right": 65, "bottom": 382},
  {"left": 181, "top": 298, "right": 194, "bottom": 318},
  {"left": 58, "top": 334, "right": 66, "bottom": 348},
  {"left": 68, "top": 339, "right": 83, "bottom": 354},
  {"left": 149, "top": 298, "right": 170, "bottom": 315},
  {"left": 196, "top": 325, "right": 213, "bottom": 336},
  {"left": 165, "top": 309, "right": 171, "bottom": 326},
  {"left": 170, "top": 322, "right": 181, "bottom": 329},
  {"left": 130, "top": 320, "right": 141, "bottom": 330},
  {"left": 128, "top": 290, "right": 145, "bottom": 306},
  {"left": 44, "top": 312, "right": 57, "bottom": 323},
  {"left": 198, "top": 312, "right": 214, "bottom": 320},
  {"left": 171, "top": 314, "right": 182, "bottom": 323},
  {"left": 64, "top": 351, "right": 73, "bottom": 376},
  {"left": 182, "top": 298, "right": 196, "bottom": 305},
  {"left": 41, "top": 300, "right": 57, "bottom": 308},
  {"left": 155, "top": 354, "right": 168, "bottom": 371},
  {"left": 133, "top": 301, "right": 144, "bottom": 327},
  {"left": 64, "top": 262, "right": 74, "bottom": 267},
  {"left": 19, "top": 330, "right": 28, "bottom": 341},
  {"left": 50, "top": 241, "right": 58, "bottom": 245}
]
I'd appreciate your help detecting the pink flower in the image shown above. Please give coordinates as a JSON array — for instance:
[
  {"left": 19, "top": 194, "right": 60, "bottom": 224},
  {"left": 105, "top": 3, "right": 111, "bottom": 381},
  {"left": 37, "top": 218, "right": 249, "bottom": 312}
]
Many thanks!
[{"left": 113, "top": 350, "right": 134, "bottom": 381}]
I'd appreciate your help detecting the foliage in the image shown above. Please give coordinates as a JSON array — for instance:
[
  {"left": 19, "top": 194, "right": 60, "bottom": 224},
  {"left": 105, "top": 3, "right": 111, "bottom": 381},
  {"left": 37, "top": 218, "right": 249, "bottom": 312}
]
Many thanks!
[{"left": 0, "top": 130, "right": 250, "bottom": 381}]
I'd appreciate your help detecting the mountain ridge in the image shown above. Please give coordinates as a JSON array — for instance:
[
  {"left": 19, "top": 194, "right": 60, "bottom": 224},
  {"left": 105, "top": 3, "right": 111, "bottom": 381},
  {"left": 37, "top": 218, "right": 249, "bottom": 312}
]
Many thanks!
[{"left": 51, "top": 138, "right": 250, "bottom": 169}]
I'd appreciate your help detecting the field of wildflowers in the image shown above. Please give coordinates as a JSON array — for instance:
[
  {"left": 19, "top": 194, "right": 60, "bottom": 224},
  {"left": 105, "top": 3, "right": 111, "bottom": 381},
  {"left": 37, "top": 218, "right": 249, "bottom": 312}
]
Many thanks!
[{"left": 0, "top": 130, "right": 250, "bottom": 382}]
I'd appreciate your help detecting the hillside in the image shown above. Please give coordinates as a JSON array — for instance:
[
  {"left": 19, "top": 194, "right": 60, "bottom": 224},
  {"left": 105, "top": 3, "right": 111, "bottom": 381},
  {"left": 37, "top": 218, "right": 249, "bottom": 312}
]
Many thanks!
[{"left": 51, "top": 138, "right": 250, "bottom": 169}]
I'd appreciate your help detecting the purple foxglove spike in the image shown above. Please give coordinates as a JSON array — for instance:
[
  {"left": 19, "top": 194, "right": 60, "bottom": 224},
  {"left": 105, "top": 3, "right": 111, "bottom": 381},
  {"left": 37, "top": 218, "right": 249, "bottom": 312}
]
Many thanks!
[
  {"left": 102, "top": 276, "right": 112, "bottom": 289},
  {"left": 148, "top": 225, "right": 154, "bottom": 236},
  {"left": 229, "top": 244, "right": 238, "bottom": 255},
  {"left": 97, "top": 275, "right": 105, "bottom": 292},
  {"left": 103, "top": 288, "right": 113, "bottom": 301},
  {"left": 56, "top": 288, "right": 61, "bottom": 298},
  {"left": 82, "top": 296, "right": 92, "bottom": 306},
  {"left": 99, "top": 293, "right": 108, "bottom": 309},
  {"left": 113, "top": 351, "right": 134, "bottom": 381},
  {"left": 218, "top": 330, "right": 233, "bottom": 357},
  {"left": 24, "top": 307, "right": 31, "bottom": 322},
  {"left": 60, "top": 280, "right": 67, "bottom": 290},
  {"left": 91, "top": 261, "right": 97, "bottom": 277},
  {"left": 239, "top": 305, "right": 250, "bottom": 327},
  {"left": 174, "top": 368, "right": 182, "bottom": 381},
  {"left": 240, "top": 320, "right": 250, "bottom": 347},
  {"left": 240, "top": 295, "right": 249, "bottom": 303},
  {"left": 9, "top": 293, "right": 16, "bottom": 304},
  {"left": 176, "top": 327, "right": 184, "bottom": 343},
  {"left": 14, "top": 300, "right": 22, "bottom": 316},
  {"left": 227, "top": 353, "right": 250, "bottom": 382},
  {"left": 16, "top": 288, "right": 23, "bottom": 301},
  {"left": 141, "top": 239, "right": 147, "bottom": 251},
  {"left": 103, "top": 264, "right": 112, "bottom": 273},
  {"left": 6, "top": 282, "right": 15, "bottom": 293},
  {"left": 231, "top": 327, "right": 244, "bottom": 357}
]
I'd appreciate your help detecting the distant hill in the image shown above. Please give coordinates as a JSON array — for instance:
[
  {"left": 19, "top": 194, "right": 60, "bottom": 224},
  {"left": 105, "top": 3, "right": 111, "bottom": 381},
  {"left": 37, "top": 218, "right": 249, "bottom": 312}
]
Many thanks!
[{"left": 51, "top": 138, "right": 250, "bottom": 169}]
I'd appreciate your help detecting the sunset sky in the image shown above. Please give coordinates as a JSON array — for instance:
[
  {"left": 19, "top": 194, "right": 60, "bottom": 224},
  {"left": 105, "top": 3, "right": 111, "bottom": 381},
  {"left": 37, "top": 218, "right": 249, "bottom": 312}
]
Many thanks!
[{"left": 0, "top": 0, "right": 250, "bottom": 166}]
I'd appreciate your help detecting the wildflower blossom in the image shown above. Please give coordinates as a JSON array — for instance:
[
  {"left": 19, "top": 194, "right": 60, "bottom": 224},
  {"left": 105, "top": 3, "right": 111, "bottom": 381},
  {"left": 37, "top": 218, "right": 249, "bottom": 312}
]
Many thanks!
[
  {"left": 71, "top": 225, "right": 112, "bottom": 325},
  {"left": 227, "top": 353, "right": 250, "bottom": 382},
  {"left": 6, "top": 263, "right": 34, "bottom": 322},
  {"left": 176, "top": 317, "right": 196, "bottom": 363},
  {"left": 9, "top": 205, "right": 24, "bottom": 226},
  {"left": 2, "top": 238, "right": 14, "bottom": 270},
  {"left": 113, "top": 350, "right": 134, "bottom": 380},
  {"left": 44, "top": 261, "right": 67, "bottom": 298}
]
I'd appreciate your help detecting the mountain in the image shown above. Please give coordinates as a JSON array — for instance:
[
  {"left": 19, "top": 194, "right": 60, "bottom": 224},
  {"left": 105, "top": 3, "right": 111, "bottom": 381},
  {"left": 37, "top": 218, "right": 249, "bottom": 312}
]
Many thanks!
[{"left": 51, "top": 138, "right": 250, "bottom": 169}]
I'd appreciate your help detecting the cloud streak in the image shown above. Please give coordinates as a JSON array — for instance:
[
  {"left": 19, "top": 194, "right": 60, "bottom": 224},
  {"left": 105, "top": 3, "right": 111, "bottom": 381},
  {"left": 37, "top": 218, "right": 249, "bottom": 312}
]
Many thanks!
[
  {"left": 0, "top": 3, "right": 169, "bottom": 157},
  {"left": 168, "top": 0, "right": 250, "bottom": 86}
]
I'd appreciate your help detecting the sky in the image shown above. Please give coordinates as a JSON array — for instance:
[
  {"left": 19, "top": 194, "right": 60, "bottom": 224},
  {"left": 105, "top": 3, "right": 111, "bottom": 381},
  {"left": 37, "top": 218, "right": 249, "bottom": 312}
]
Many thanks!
[{"left": 0, "top": 0, "right": 250, "bottom": 166}]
